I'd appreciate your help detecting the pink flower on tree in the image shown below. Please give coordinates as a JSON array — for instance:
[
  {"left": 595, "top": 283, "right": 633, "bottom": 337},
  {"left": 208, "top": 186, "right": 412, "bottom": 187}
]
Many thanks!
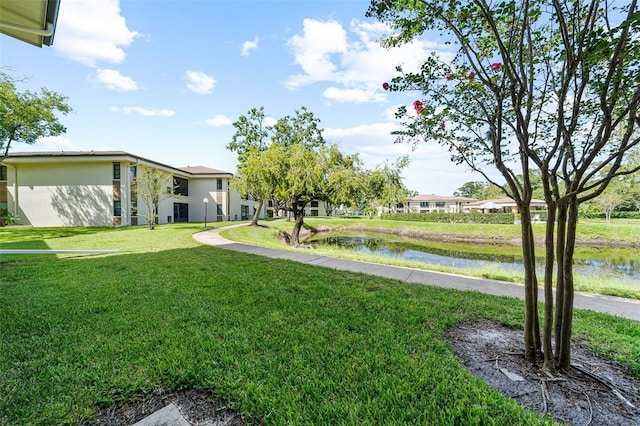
[
  {"left": 414, "top": 100, "right": 424, "bottom": 114},
  {"left": 382, "top": 82, "right": 389, "bottom": 90},
  {"left": 445, "top": 73, "right": 453, "bottom": 81},
  {"left": 467, "top": 72, "right": 475, "bottom": 81},
  {"left": 491, "top": 62, "right": 502, "bottom": 71}
]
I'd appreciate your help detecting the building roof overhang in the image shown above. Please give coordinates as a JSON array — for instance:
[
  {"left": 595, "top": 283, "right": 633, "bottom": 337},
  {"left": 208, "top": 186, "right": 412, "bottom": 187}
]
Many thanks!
[
  {"left": 3, "top": 151, "right": 233, "bottom": 178},
  {"left": 0, "top": 0, "right": 61, "bottom": 47}
]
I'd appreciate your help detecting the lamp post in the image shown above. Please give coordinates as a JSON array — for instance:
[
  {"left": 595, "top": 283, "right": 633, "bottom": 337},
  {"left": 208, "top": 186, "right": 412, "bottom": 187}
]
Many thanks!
[{"left": 203, "top": 197, "right": 209, "bottom": 228}]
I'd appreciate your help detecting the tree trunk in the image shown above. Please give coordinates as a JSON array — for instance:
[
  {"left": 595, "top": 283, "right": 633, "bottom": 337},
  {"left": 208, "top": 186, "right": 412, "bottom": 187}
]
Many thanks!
[
  {"left": 520, "top": 207, "right": 540, "bottom": 362},
  {"left": 290, "top": 210, "right": 304, "bottom": 247},
  {"left": 251, "top": 199, "right": 263, "bottom": 226},
  {"left": 558, "top": 200, "right": 579, "bottom": 371},
  {"left": 542, "top": 202, "right": 557, "bottom": 372},
  {"left": 554, "top": 203, "right": 568, "bottom": 357}
]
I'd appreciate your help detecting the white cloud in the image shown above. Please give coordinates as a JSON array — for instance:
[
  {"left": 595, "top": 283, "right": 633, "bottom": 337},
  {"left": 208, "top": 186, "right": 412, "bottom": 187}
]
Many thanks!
[
  {"left": 110, "top": 106, "right": 175, "bottom": 117},
  {"left": 185, "top": 70, "right": 217, "bottom": 94},
  {"left": 241, "top": 36, "right": 259, "bottom": 56},
  {"left": 286, "top": 19, "right": 347, "bottom": 88},
  {"left": 34, "top": 136, "right": 78, "bottom": 150},
  {"left": 323, "top": 87, "right": 385, "bottom": 104},
  {"left": 92, "top": 69, "right": 138, "bottom": 91},
  {"left": 204, "top": 114, "right": 233, "bottom": 126},
  {"left": 54, "top": 0, "right": 141, "bottom": 67},
  {"left": 285, "top": 19, "right": 453, "bottom": 104}
]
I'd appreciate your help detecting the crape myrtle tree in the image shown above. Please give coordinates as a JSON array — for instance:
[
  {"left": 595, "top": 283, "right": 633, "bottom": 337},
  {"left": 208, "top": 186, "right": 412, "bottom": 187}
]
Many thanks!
[
  {"left": 135, "top": 165, "right": 177, "bottom": 230},
  {"left": 368, "top": 0, "right": 640, "bottom": 371},
  {"left": 0, "top": 72, "right": 72, "bottom": 161}
]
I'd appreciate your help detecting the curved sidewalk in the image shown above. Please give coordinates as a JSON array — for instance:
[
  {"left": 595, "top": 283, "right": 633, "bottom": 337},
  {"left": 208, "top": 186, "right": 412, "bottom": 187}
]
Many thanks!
[{"left": 193, "top": 226, "right": 640, "bottom": 322}]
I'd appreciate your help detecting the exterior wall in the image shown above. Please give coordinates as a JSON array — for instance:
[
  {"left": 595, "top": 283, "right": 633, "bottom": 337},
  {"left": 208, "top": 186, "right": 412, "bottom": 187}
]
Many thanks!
[
  {"left": 2, "top": 153, "right": 263, "bottom": 227},
  {"left": 6, "top": 161, "right": 114, "bottom": 227},
  {"left": 227, "top": 191, "right": 267, "bottom": 221}
]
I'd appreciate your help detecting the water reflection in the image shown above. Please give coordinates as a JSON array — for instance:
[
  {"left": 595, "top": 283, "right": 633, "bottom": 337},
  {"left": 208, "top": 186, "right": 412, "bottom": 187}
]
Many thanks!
[{"left": 310, "top": 235, "right": 640, "bottom": 283}]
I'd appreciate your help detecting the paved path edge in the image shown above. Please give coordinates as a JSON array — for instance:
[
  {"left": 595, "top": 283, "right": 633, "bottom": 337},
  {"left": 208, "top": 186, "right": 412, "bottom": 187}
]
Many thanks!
[{"left": 193, "top": 225, "right": 640, "bottom": 322}]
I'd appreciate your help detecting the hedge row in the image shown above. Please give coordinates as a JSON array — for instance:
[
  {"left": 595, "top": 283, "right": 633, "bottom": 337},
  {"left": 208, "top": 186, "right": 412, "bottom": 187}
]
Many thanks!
[
  {"left": 381, "top": 212, "right": 516, "bottom": 224},
  {"left": 579, "top": 211, "right": 640, "bottom": 219}
]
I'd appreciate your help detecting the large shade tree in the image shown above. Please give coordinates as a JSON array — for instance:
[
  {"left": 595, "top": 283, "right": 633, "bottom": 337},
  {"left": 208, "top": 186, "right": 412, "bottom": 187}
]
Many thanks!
[
  {"left": 0, "top": 72, "right": 72, "bottom": 161},
  {"left": 227, "top": 107, "right": 270, "bottom": 226},
  {"left": 368, "top": 0, "right": 640, "bottom": 371}
]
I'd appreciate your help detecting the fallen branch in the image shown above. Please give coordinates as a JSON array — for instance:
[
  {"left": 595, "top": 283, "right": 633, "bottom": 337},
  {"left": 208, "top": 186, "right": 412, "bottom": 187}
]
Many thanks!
[
  {"left": 540, "top": 380, "right": 549, "bottom": 414},
  {"left": 571, "top": 363, "right": 637, "bottom": 409},
  {"left": 583, "top": 392, "right": 593, "bottom": 426}
]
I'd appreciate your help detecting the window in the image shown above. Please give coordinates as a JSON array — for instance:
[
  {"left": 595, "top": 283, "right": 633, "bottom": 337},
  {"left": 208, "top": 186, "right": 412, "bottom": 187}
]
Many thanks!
[
  {"left": 113, "top": 201, "right": 121, "bottom": 216},
  {"left": 129, "top": 165, "right": 137, "bottom": 178},
  {"left": 217, "top": 179, "right": 223, "bottom": 190},
  {"left": 420, "top": 201, "right": 429, "bottom": 208},
  {"left": 217, "top": 205, "right": 223, "bottom": 215},
  {"left": 310, "top": 209, "right": 319, "bottom": 216},
  {"left": 173, "top": 176, "right": 189, "bottom": 196},
  {"left": 311, "top": 201, "right": 319, "bottom": 207},
  {"left": 113, "top": 163, "right": 121, "bottom": 180},
  {"left": 268, "top": 200, "right": 273, "bottom": 207},
  {"left": 0, "top": 165, "right": 7, "bottom": 181},
  {"left": 435, "top": 201, "right": 445, "bottom": 208},
  {"left": 131, "top": 202, "right": 137, "bottom": 217}
]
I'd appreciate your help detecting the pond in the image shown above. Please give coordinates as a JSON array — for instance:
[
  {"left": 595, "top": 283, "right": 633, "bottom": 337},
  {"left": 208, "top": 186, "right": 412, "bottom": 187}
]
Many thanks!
[{"left": 309, "top": 234, "right": 640, "bottom": 285}]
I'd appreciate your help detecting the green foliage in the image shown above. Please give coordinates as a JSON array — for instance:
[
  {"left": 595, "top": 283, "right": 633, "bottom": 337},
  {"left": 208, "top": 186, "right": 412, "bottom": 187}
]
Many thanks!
[
  {"left": 382, "top": 212, "right": 515, "bottom": 224},
  {"left": 133, "top": 165, "right": 177, "bottom": 230},
  {"left": 0, "top": 210, "right": 18, "bottom": 226},
  {"left": 0, "top": 72, "right": 72, "bottom": 158}
]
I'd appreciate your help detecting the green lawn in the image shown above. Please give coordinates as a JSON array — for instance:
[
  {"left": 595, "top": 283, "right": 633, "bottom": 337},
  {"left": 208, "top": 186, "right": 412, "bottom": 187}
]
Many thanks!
[{"left": 1, "top": 224, "right": 638, "bottom": 424}]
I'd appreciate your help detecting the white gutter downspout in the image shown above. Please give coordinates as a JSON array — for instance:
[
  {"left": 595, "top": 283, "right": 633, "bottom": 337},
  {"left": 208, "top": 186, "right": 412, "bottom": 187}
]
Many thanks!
[{"left": 0, "top": 21, "right": 53, "bottom": 36}]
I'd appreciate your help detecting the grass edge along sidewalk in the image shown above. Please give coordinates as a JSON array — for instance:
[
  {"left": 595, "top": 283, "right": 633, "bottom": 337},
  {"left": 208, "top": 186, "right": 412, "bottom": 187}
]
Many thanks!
[{"left": 0, "top": 224, "right": 638, "bottom": 424}]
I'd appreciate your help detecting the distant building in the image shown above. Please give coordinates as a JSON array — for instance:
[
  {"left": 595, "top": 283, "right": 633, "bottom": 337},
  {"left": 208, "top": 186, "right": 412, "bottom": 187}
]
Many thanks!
[
  {"left": 407, "top": 194, "right": 477, "bottom": 214},
  {"left": 465, "top": 197, "right": 546, "bottom": 215},
  {"left": 0, "top": 151, "right": 263, "bottom": 227}
]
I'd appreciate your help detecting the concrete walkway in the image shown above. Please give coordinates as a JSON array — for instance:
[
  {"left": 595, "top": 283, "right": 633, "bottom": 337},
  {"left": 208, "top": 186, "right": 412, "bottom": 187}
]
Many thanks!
[{"left": 193, "top": 225, "right": 640, "bottom": 322}]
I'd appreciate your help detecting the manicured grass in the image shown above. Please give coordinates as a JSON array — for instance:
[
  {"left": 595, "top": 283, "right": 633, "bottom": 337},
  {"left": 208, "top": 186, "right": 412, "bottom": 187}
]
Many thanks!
[
  {"left": 1, "top": 224, "right": 638, "bottom": 424},
  {"left": 221, "top": 218, "right": 640, "bottom": 300}
]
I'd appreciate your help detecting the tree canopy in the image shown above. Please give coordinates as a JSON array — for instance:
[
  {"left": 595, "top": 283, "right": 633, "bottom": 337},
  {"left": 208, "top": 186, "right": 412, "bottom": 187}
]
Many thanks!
[{"left": 0, "top": 72, "right": 72, "bottom": 160}]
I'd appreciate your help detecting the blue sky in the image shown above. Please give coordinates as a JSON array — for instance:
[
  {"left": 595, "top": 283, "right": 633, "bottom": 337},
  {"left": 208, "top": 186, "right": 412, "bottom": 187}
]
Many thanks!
[{"left": 0, "top": 0, "right": 485, "bottom": 195}]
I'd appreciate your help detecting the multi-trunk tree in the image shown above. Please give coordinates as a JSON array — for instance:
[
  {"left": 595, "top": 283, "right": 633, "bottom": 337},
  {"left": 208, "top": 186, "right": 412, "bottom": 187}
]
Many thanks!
[{"left": 368, "top": 0, "right": 640, "bottom": 372}]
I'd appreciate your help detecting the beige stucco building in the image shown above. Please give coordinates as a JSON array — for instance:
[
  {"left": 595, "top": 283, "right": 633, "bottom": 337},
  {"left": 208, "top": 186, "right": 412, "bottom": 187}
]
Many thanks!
[
  {"left": 0, "top": 151, "right": 262, "bottom": 227},
  {"left": 406, "top": 194, "right": 478, "bottom": 214}
]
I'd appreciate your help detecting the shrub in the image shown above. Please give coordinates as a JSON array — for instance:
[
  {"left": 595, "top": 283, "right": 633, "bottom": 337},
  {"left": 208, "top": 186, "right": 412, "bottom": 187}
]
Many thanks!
[{"left": 381, "top": 212, "right": 515, "bottom": 224}]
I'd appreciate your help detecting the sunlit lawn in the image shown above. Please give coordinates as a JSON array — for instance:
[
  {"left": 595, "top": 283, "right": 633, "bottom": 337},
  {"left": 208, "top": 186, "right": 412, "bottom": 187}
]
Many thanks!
[{"left": 0, "top": 224, "right": 638, "bottom": 424}]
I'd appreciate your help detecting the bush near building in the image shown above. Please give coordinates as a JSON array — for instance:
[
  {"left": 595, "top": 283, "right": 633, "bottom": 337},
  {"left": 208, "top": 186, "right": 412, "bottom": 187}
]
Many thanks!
[{"left": 382, "top": 212, "right": 515, "bottom": 224}]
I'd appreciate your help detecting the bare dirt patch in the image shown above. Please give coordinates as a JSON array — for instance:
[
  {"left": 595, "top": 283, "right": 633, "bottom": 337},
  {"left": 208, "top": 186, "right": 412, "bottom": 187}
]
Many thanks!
[
  {"left": 94, "top": 388, "right": 247, "bottom": 426},
  {"left": 448, "top": 320, "right": 640, "bottom": 425}
]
